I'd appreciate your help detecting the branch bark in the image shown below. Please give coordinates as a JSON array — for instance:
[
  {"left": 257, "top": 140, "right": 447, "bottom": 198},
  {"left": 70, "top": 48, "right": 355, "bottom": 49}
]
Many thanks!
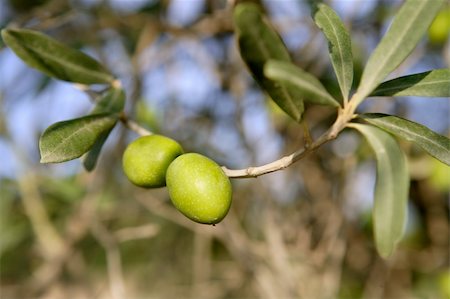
[{"left": 222, "top": 105, "right": 357, "bottom": 178}]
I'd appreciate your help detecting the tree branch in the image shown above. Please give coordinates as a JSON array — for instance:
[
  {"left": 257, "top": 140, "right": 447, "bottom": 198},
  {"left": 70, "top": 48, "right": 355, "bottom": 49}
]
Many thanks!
[
  {"left": 222, "top": 105, "right": 357, "bottom": 178},
  {"left": 119, "top": 113, "right": 152, "bottom": 137},
  {"left": 90, "top": 220, "right": 126, "bottom": 299}
]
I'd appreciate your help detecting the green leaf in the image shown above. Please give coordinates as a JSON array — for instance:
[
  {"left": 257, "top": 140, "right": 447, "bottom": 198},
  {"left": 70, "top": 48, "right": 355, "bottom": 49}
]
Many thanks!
[
  {"left": 91, "top": 87, "right": 126, "bottom": 114},
  {"left": 370, "top": 69, "right": 450, "bottom": 97},
  {"left": 83, "top": 87, "right": 125, "bottom": 171},
  {"left": 264, "top": 60, "right": 339, "bottom": 107},
  {"left": 1, "top": 28, "right": 115, "bottom": 84},
  {"left": 40, "top": 114, "right": 118, "bottom": 163},
  {"left": 350, "top": 123, "right": 409, "bottom": 258},
  {"left": 360, "top": 113, "right": 450, "bottom": 165},
  {"left": 82, "top": 129, "right": 113, "bottom": 171},
  {"left": 313, "top": 3, "right": 353, "bottom": 101},
  {"left": 233, "top": 3, "right": 304, "bottom": 122},
  {"left": 354, "top": 0, "right": 444, "bottom": 105}
]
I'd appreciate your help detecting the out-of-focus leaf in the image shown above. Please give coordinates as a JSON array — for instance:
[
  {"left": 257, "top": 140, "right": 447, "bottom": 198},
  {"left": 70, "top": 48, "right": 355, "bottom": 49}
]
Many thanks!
[
  {"left": 233, "top": 3, "right": 304, "bottom": 122},
  {"left": 350, "top": 123, "right": 409, "bottom": 258},
  {"left": 313, "top": 3, "right": 353, "bottom": 101},
  {"left": 0, "top": 180, "right": 28, "bottom": 255},
  {"left": 83, "top": 88, "right": 125, "bottom": 171},
  {"left": 264, "top": 60, "right": 339, "bottom": 107},
  {"left": 41, "top": 177, "right": 86, "bottom": 203},
  {"left": 370, "top": 69, "right": 450, "bottom": 97},
  {"left": 430, "top": 158, "right": 450, "bottom": 192},
  {"left": 439, "top": 271, "right": 450, "bottom": 299},
  {"left": 361, "top": 113, "right": 450, "bottom": 165},
  {"left": 136, "top": 100, "right": 160, "bottom": 132},
  {"left": 1, "top": 28, "right": 115, "bottom": 84},
  {"left": 40, "top": 114, "right": 118, "bottom": 163},
  {"left": 353, "top": 0, "right": 444, "bottom": 105}
]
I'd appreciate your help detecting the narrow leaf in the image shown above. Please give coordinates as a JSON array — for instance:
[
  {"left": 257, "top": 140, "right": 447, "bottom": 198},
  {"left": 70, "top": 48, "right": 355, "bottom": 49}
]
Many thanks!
[
  {"left": 350, "top": 123, "right": 409, "bottom": 258},
  {"left": 354, "top": 0, "right": 444, "bottom": 105},
  {"left": 82, "top": 129, "right": 113, "bottom": 171},
  {"left": 313, "top": 3, "right": 353, "bottom": 101},
  {"left": 264, "top": 60, "right": 339, "bottom": 107},
  {"left": 361, "top": 113, "right": 450, "bottom": 165},
  {"left": 233, "top": 3, "right": 304, "bottom": 122},
  {"left": 370, "top": 69, "right": 450, "bottom": 97},
  {"left": 40, "top": 114, "right": 118, "bottom": 163},
  {"left": 91, "top": 87, "right": 126, "bottom": 114},
  {"left": 83, "top": 87, "right": 125, "bottom": 171},
  {"left": 1, "top": 28, "right": 115, "bottom": 84}
]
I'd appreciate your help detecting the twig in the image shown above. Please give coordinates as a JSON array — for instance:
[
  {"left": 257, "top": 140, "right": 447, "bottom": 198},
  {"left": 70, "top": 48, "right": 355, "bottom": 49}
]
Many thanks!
[
  {"left": 73, "top": 83, "right": 103, "bottom": 102},
  {"left": 17, "top": 173, "right": 66, "bottom": 259},
  {"left": 115, "top": 224, "right": 160, "bottom": 242},
  {"left": 222, "top": 105, "right": 358, "bottom": 178},
  {"left": 119, "top": 113, "right": 152, "bottom": 136},
  {"left": 91, "top": 220, "right": 126, "bottom": 299},
  {"left": 23, "top": 177, "right": 102, "bottom": 294},
  {"left": 302, "top": 119, "right": 313, "bottom": 148},
  {"left": 74, "top": 79, "right": 120, "bottom": 103}
]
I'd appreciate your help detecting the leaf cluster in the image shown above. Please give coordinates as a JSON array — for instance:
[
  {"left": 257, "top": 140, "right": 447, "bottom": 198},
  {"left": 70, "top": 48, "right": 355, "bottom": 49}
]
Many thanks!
[
  {"left": 232, "top": 0, "right": 448, "bottom": 258},
  {"left": 1, "top": 0, "right": 449, "bottom": 258}
]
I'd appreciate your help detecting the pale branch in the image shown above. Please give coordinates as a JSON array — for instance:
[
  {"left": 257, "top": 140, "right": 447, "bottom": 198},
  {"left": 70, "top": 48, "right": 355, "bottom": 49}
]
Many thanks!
[
  {"left": 112, "top": 79, "right": 122, "bottom": 89},
  {"left": 222, "top": 106, "right": 357, "bottom": 178},
  {"left": 17, "top": 173, "right": 66, "bottom": 259},
  {"left": 114, "top": 224, "right": 160, "bottom": 242},
  {"left": 222, "top": 127, "right": 336, "bottom": 178},
  {"left": 73, "top": 83, "right": 102, "bottom": 102},
  {"left": 75, "top": 79, "right": 120, "bottom": 103},
  {"left": 90, "top": 219, "right": 126, "bottom": 299},
  {"left": 119, "top": 113, "right": 152, "bottom": 137}
]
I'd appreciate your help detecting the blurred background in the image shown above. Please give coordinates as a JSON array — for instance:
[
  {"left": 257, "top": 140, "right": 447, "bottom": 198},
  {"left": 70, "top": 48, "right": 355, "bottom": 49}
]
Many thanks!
[{"left": 0, "top": 0, "right": 449, "bottom": 298}]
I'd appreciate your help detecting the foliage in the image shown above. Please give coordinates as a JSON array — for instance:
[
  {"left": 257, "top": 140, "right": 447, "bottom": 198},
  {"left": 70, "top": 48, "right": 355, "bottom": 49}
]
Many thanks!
[
  {"left": 370, "top": 69, "right": 450, "bottom": 97},
  {"left": 313, "top": 3, "right": 353, "bottom": 102},
  {"left": 1, "top": 0, "right": 449, "bottom": 298},
  {"left": 352, "top": 0, "right": 444, "bottom": 105},
  {"left": 349, "top": 123, "right": 409, "bottom": 258},
  {"left": 2, "top": 0, "right": 448, "bottom": 261},
  {"left": 1, "top": 28, "right": 114, "bottom": 84},
  {"left": 233, "top": 3, "right": 305, "bottom": 121}
]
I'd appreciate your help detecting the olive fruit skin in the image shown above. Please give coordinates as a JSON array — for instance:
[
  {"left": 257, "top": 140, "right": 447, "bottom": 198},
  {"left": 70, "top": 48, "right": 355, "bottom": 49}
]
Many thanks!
[
  {"left": 428, "top": 8, "right": 450, "bottom": 45},
  {"left": 166, "top": 153, "right": 232, "bottom": 224},
  {"left": 122, "top": 135, "right": 183, "bottom": 188}
]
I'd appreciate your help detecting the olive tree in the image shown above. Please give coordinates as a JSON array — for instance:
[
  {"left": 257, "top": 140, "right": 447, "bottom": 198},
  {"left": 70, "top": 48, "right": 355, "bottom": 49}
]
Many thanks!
[{"left": 1, "top": 0, "right": 449, "bottom": 298}]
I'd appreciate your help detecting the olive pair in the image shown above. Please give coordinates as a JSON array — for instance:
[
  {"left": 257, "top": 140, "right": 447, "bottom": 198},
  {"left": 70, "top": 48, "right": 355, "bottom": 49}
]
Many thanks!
[{"left": 122, "top": 135, "right": 232, "bottom": 224}]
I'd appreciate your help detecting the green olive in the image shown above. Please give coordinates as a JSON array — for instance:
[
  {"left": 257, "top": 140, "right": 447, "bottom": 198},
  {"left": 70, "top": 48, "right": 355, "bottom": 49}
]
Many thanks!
[
  {"left": 428, "top": 8, "right": 450, "bottom": 45},
  {"left": 122, "top": 135, "right": 183, "bottom": 188},
  {"left": 166, "top": 153, "right": 232, "bottom": 224}
]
